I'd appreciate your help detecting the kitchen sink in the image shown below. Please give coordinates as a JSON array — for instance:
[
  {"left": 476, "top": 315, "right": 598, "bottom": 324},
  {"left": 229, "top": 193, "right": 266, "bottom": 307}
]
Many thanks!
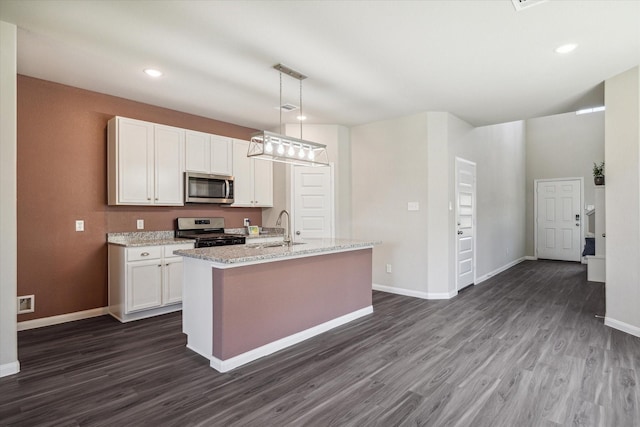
[{"left": 248, "top": 242, "right": 306, "bottom": 249}]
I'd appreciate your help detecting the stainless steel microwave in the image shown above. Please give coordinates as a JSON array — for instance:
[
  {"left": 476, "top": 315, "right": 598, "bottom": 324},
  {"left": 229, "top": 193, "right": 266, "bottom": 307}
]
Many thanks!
[{"left": 184, "top": 172, "right": 234, "bottom": 204}]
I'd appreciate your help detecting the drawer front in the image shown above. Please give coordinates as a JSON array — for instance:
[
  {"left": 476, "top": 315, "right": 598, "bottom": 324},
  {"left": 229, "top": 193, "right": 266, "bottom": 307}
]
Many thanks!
[
  {"left": 126, "top": 246, "right": 162, "bottom": 261},
  {"left": 164, "top": 243, "right": 194, "bottom": 258}
]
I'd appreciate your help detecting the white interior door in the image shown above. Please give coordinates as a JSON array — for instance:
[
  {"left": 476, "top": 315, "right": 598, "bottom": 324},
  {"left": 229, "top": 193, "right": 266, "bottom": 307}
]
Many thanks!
[
  {"left": 292, "top": 165, "right": 334, "bottom": 239},
  {"left": 536, "top": 179, "right": 582, "bottom": 261},
  {"left": 456, "top": 158, "right": 476, "bottom": 291}
]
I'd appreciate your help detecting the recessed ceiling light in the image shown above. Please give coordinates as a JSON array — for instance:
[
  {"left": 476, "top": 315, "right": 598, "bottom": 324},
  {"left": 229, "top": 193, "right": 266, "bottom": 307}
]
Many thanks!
[
  {"left": 296, "top": 115, "right": 307, "bottom": 121},
  {"left": 555, "top": 44, "right": 577, "bottom": 54},
  {"left": 144, "top": 68, "right": 163, "bottom": 77}
]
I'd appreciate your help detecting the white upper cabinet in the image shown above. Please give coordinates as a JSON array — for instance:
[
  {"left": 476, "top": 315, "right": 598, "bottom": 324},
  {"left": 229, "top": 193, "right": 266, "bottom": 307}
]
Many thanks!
[
  {"left": 231, "top": 139, "right": 273, "bottom": 207},
  {"left": 185, "top": 131, "right": 233, "bottom": 176},
  {"left": 108, "top": 116, "right": 184, "bottom": 206}
]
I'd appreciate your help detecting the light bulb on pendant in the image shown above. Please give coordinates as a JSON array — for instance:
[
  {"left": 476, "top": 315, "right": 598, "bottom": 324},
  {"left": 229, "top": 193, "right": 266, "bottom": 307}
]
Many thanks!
[
  {"left": 298, "top": 146, "right": 306, "bottom": 159},
  {"left": 308, "top": 149, "right": 315, "bottom": 160},
  {"left": 265, "top": 140, "right": 273, "bottom": 153},
  {"left": 288, "top": 144, "right": 296, "bottom": 156},
  {"left": 277, "top": 143, "right": 285, "bottom": 155}
]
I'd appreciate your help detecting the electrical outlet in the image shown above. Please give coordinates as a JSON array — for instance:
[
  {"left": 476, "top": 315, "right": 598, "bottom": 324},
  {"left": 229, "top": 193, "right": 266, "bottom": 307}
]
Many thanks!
[
  {"left": 243, "top": 218, "right": 250, "bottom": 227},
  {"left": 136, "top": 219, "right": 144, "bottom": 230},
  {"left": 75, "top": 220, "right": 84, "bottom": 232},
  {"left": 386, "top": 264, "right": 392, "bottom": 273},
  {"left": 407, "top": 202, "right": 419, "bottom": 211}
]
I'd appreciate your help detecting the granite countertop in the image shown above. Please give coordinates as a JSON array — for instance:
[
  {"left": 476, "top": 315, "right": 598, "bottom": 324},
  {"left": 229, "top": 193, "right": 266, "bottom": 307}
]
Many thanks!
[
  {"left": 174, "top": 238, "right": 380, "bottom": 265},
  {"left": 107, "top": 231, "right": 195, "bottom": 247}
]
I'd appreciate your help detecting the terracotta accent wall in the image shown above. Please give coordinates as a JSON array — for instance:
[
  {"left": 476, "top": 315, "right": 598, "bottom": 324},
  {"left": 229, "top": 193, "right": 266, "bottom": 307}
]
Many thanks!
[{"left": 17, "top": 76, "right": 263, "bottom": 321}]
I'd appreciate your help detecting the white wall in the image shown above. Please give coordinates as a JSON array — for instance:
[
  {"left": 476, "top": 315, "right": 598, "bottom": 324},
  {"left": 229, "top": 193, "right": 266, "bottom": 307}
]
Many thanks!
[
  {"left": 604, "top": 66, "right": 640, "bottom": 336},
  {"left": 352, "top": 112, "right": 430, "bottom": 296},
  {"left": 525, "top": 111, "right": 605, "bottom": 256},
  {"left": 262, "top": 124, "right": 352, "bottom": 238},
  {"left": 352, "top": 112, "right": 526, "bottom": 299},
  {"left": 450, "top": 118, "right": 527, "bottom": 283},
  {"left": 0, "top": 21, "right": 19, "bottom": 377}
]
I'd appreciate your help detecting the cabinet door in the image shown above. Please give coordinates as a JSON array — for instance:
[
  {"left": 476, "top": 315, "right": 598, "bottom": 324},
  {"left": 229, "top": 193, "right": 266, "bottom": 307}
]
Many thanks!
[
  {"left": 154, "top": 124, "right": 185, "bottom": 205},
  {"left": 117, "top": 118, "right": 154, "bottom": 204},
  {"left": 231, "top": 139, "right": 254, "bottom": 206},
  {"left": 127, "top": 260, "right": 163, "bottom": 312},
  {"left": 211, "top": 135, "right": 233, "bottom": 176},
  {"left": 253, "top": 158, "right": 273, "bottom": 207},
  {"left": 185, "top": 130, "right": 211, "bottom": 173},
  {"left": 163, "top": 257, "right": 184, "bottom": 305}
]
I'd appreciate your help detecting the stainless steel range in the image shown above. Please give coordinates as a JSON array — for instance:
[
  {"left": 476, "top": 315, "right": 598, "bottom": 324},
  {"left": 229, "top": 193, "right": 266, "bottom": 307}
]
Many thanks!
[{"left": 175, "top": 217, "right": 245, "bottom": 248}]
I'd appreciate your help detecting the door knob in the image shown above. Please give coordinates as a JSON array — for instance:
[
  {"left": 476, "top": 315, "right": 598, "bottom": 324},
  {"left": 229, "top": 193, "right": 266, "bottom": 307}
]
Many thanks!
[{"left": 296, "top": 231, "right": 301, "bottom": 235}]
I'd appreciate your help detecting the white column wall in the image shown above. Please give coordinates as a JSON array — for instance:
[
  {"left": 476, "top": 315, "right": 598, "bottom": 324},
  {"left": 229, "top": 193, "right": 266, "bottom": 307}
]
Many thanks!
[
  {"left": 0, "top": 21, "right": 19, "bottom": 377},
  {"left": 604, "top": 66, "right": 640, "bottom": 336},
  {"left": 351, "top": 113, "right": 430, "bottom": 296},
  {"left": 426, "top": 112, "right": 453, "bottom": 298}
]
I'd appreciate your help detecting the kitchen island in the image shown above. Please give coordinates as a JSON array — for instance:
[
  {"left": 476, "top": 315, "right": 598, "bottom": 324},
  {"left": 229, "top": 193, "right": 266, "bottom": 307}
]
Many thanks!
[{"left": 174, "top": 238, "right": 378, "bottom": 372}]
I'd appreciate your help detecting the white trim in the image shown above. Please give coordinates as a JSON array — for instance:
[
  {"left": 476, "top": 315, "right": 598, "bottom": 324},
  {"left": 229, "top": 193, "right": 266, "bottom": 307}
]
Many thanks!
[
  {"left": 475, "top": 257, "right": 526, "bottom": 284},
  {"left": 206, "top": 305, "right": 373, "bottom": 372},
  {"left": 524, "top": 256, "right": 538, "bottom": 261},
  {"left": 605, "top": 317, "right": 640, "bottom": 338},
  {"left": 0, "top": 360, "right": 20, "bottom": 377},
  {"left": 533, "top": 177, "right": 584, "bottom": 261},
  {"left": 372, "top": 283, "right": 455, "bottom": 300},
  {"left": 17, "top": 307, "right": 108, "bottom": 331},
  {"left": 455, "top": 157, "right": 477, "bottom": 292}
]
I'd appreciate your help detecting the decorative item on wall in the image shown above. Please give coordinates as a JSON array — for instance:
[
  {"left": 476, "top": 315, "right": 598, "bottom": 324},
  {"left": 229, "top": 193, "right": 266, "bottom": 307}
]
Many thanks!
[
  {"left": 248, "top": 64, "right": 329, "bottom": 167},
  {"left": 593, "top": 161, "right": 605, "bottom": 185}
]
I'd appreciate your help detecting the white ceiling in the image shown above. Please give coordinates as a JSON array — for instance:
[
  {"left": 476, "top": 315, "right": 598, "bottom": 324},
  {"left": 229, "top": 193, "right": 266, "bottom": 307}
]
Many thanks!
[{"left": 1, "top": 0, "right": 638, "bottom": 130}]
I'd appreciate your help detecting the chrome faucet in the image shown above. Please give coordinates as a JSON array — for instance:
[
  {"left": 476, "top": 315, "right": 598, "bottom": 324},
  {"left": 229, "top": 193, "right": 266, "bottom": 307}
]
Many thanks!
[{"left": 275, "top": 209, "right": 292, "bottom": 246}]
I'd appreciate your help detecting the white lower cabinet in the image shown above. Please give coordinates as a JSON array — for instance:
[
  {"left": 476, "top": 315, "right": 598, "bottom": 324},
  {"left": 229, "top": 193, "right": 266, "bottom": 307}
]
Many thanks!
[{"left": 109, "top": 243, "right": 194, "bottom": 322}]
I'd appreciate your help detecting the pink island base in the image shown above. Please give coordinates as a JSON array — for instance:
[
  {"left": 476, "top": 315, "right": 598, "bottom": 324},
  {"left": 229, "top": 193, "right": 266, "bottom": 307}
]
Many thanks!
[{"left": 181, "top": 247, "right": 374, "bottom": 372}]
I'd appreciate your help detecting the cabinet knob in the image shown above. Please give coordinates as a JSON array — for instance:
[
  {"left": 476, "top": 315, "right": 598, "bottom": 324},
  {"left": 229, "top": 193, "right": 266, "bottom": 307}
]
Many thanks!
[
  {"left": 158, "top": 264, "right": 162, "bottom": 267},
  {"left": 141, "top": 252, "right": 150, "bottom": 256},
  {"left": 147, "top": 198, "right": 151, "bottom": 201}
]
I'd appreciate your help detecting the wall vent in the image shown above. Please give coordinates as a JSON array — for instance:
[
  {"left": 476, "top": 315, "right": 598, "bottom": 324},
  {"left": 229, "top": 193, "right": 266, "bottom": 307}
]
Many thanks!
[
  {"left": 17, "top": 295, "right": 35, "bottom": 314},
  {"left": 512, "top": 0, "right": 549, "bottom": 11}
]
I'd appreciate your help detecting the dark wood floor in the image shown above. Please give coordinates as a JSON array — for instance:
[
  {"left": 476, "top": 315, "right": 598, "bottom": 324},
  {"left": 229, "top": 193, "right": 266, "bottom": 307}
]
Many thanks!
[{"left": 2, "top": 260, "right": 640, "bottom": 426}]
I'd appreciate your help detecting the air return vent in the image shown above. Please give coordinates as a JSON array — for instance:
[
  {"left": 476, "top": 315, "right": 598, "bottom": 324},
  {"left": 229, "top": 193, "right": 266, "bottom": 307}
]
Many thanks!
[
  {"left": 512, "top": 0, "right": 548, "bottom": 11},
  {"left": 279, "top": 103, "right": 298, "bottom": 112}
]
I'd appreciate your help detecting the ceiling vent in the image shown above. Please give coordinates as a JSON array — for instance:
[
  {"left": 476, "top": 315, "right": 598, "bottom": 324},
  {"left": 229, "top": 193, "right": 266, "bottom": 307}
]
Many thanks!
[
  {"left": 512, "top": 0, "right": 548, "bottom": 11},
  {"left": 279, "top": 103, "right": 298, "bottom": 112}
]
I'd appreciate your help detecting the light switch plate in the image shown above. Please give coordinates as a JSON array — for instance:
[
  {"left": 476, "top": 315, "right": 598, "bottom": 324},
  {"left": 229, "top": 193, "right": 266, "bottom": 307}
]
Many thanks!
[
  {"left": 407, "top": 202, "right": 420, "bottom": 211},
  {"left": 136, "top": 219, "right": 144, "bottom": 230},
  {"left": 75, "top": 220, "right": 84, "bottom": 232}
]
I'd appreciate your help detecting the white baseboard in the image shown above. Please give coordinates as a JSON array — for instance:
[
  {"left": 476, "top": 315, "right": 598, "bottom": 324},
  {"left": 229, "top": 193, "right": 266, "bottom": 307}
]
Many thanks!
[
  {"left": 17, "top": 307, "right": 108, "bottom": 331},
  {"left": 208, "top": 305, "right": 374, "bottom": 372},
  {"left": 0, "top": 361, "right": 20, "bottom": 378},
  {"left": 604, "top": 317, "right": 640, "bottom": 338},
  {"left": 372, "top": 284, "right": 454, "bottom": 300},
  {"left": 475, "top": 257, "right": 526, "bottom": 285},
  {"left": 524, "top": 256, "right": 537, "bottom": 261}
]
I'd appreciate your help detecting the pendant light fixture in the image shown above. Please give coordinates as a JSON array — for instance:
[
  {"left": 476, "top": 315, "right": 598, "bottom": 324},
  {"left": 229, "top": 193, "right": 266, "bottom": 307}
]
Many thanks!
[{"left": 248, "top": 64, "right": 329, "bottom": 167}]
